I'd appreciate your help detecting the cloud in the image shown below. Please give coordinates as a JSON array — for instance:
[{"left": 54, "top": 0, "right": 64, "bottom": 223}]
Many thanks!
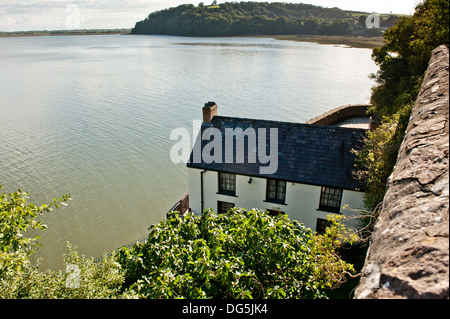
[
  {"left": 302, "top": 0, "right": 419, "bottom": 14},
  {"left": 0, "top": 1, "right": 156, "bottom": 31},
  {"left": 0, "top": 2, "right": 64, "bottom": 30}
]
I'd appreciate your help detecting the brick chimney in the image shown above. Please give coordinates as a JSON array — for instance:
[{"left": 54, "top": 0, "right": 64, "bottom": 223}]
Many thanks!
[{"left": 202, "top": 101, "right": 217, "bottom": 123}]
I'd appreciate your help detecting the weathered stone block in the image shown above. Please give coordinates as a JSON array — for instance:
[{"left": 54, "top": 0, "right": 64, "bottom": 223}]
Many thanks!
[{"left": 354, "top": 45, "right": 449, "bottom": 299}]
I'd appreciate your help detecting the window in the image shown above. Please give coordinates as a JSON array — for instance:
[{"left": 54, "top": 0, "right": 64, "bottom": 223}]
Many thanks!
[
  {"left": 267, "top": 209, "right": 285, "bottom": 216},
  {"left": 218, "top": 172, "right": 236, "bottom": 196},
  {"left": 266, "top": 179, "right": 286, "bottom": 204},
  {"left": 319, "top": 187, "right": 343, "bottom": 213},
  {"left": 218, "top": 201, "right": 235, "bottom": 214},
  {"left": 316, "top": 218, "right": 331, "bottom": 235}
]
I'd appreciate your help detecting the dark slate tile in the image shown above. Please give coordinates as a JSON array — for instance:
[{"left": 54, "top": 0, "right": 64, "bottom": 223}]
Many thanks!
[{"left": 187, "top": 116, "right": 367, "bottom": 190}]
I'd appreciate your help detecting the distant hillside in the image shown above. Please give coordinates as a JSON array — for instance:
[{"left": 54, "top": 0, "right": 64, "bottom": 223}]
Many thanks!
[{"left": 131, "top": 2, "right": 399, "bottom": 37}]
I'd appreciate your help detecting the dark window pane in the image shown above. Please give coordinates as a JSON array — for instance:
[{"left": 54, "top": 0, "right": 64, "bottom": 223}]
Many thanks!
[
  {"left": 219, "top": 172, "right": 236, "bottom": 194},
  {"left": 266, "top": 179, "right": 286, "bottom": 203},
  {"left": 319, "top": 187, "right": 343, "bottom": 213}
]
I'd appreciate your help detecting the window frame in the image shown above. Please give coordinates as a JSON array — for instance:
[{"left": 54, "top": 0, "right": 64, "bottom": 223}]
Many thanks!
[
  {"left": 318, "top": 186, "right": 343, "bottom": 213},
  {"left": 218, "top": 172, "right": 236, "bottom": 196},
  {"left": 265, "top": 178, "right": 287, "bottom": 204}
]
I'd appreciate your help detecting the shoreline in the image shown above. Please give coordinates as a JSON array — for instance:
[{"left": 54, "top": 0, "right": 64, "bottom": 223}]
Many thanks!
[
  {"left": 1, "top": 30, "right": 384, "bottom": 49},
  {"left": 243, "top": 34, "right": 384, "bottom": 49},
  {"left": 276, "top": 35, "right": 384, "bottom": 49},
  {"left": 0, "top": 29, "right": 131, "bottom": 37}
]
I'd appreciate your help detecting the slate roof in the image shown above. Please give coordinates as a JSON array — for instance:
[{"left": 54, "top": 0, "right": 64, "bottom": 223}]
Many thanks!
[{"left": 187, "top": 116, "right": 366, "bottom": 191}]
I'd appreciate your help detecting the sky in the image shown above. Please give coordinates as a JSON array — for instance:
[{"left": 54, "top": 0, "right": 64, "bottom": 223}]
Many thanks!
[{"left": 0, "top": 0, "right": 421, "bottom": 32}]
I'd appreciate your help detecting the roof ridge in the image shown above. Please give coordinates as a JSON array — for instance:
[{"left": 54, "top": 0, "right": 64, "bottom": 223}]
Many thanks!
[{"left": 212, "top": 115, "right": 368, "bottom": 132}]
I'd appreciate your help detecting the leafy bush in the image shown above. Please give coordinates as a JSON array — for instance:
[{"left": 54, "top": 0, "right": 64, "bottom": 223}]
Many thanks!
[
  {"left": 0, "top": 243, "right": 126, "bottom": 299},
  {"left": 356, "top": 0, "right": 449, "bottom": 210},
  {"left": 353, "top": 104, "right": 412, "bottom": 210},
  {"left": 116, "top": 208, "right": 357, "bottom": 299},
  {"left": 0, "top": 187, "right": 71, "bottom": 276},
  {"left": 1, "top": 187, "right": 357, "bottom": 299},
  {"left": 370, "top": 0, "right": 449, "bottom": 116},
  {"left": 0, "top": 187, "right": 125, "bottom": 299}
]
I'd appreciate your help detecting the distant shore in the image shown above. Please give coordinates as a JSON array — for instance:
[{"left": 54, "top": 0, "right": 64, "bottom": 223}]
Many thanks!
[
  {"left": 0, "top": 29, "right": 131, "bottom": 37},
  {"left": 274, "top": 35, "right": 384, "bottom": 49},
  {"left": 1, "top": 29, "right": 384, "bottom": 49},
  {"left": 244, "top": 34, "right": 385, "bottom": 49}
]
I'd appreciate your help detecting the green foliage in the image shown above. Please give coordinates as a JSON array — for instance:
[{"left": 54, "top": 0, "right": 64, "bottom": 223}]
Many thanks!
[
  {"left": 131, "top": 2, "right": 395, "bottom": 37},
  {"left": 0, "top": 187, "right": 125, "bottom": 299},
  {"left": 1, "top": 188, "right": 357, "bottom": 299},
  {"left": 0, "top": 186, "right": 71, "bottom": 275},
  {"left": 0, "top": 243, "right": 126, "bottom": 299},
  {"left": 116, "top": 208, "right": 357, "bottom": 299},
  {"left": 356, "top": 0, "right": 449, "bottom": 210},
  {"left": 353, "top": 105, "right": 412, "bottom": 209},
  {"left": 369, "top": 0, "right": 449, "bottom": 116}
]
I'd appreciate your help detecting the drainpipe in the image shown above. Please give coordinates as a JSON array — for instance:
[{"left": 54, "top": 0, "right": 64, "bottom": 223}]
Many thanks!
[{"left": 200, "top": 170, "right": 206, "bottom": 213}]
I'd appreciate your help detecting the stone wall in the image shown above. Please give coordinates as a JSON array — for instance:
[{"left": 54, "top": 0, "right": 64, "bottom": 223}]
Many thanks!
[{"left": 354, "top": 45, "right": 449, "bottom": 299}]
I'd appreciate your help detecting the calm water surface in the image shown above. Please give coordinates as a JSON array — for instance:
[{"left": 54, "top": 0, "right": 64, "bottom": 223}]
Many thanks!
[{"left": 0, "top": 35, "right": 378, "bottom": 269}]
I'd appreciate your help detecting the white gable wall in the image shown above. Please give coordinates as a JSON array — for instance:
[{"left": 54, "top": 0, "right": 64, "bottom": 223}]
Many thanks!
[
  {"left": 187, "top": 167, "right": 365, "bottom": 231},
  {"left": 187, "top": 167, "right": 203, "bottom": 214}
]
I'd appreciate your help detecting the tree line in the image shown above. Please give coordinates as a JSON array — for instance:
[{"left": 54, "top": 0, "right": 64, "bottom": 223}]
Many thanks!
[
  {"left": 353, "top": 0, "right": 449, "bottom": 209},
  {"left": 131, "top": 2, "right": 398, "bottom": 37}
]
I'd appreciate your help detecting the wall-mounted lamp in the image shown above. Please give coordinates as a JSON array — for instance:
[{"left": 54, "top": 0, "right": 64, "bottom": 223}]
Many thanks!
[{"left": 248, "top": 177, "right": 253, "bottom": 184}]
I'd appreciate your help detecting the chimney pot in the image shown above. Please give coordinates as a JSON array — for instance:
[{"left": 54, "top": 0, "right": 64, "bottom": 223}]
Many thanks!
[{"left": 203, "top": 102, "right": 217, "bottom": 123}]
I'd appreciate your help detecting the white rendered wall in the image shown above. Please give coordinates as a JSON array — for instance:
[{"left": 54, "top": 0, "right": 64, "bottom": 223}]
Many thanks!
[
  {"left": 187, "top": 167, "right": 203, "bottom": 214},
  {"left": 187, "top": 168, "right": 366, "bottom": 231}
]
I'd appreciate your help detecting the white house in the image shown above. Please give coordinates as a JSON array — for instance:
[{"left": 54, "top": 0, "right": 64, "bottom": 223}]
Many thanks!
[{"left": 186, "top": 102, "right": 367, "bottom": 233}]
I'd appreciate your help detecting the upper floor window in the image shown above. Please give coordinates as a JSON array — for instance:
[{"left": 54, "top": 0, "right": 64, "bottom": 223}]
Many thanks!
[
  {"left": 218, "top": 172, "right": 236, "bottom": 196},
  {"left": 318, "top": 187, "right": 343, "bottom": 213},
  {"left": 266, "top": 179, "right": 286, "bottom": 204}
]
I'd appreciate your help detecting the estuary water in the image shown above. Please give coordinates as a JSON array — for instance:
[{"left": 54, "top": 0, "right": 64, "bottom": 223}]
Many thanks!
[{"left": 0, "top": 34, "right": 378, "bottom": 269}]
